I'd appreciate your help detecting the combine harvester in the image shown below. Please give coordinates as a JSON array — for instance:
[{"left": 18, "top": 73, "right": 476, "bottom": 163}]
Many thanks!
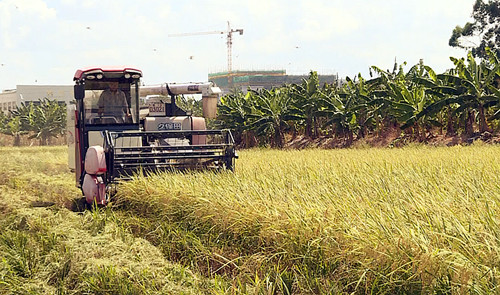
[{"left": 67, "top": 67, "right": 237, "bottom": 206}]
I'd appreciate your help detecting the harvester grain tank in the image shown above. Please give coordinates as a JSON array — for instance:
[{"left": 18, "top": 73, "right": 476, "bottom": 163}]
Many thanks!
[{"left": 68, "top": 67, "right": 237, "bottom": 206}]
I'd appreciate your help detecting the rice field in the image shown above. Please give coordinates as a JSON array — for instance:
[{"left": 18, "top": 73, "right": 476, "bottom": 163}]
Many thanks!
[
  {"left": 0, "top": 146, "right": 216, "bottom": 294},
  {"left": 0, "top": 144, "right": 499, "bottom": 294},
  {"left": 117, "top": 144, "right": 500, "bottom": 293}
]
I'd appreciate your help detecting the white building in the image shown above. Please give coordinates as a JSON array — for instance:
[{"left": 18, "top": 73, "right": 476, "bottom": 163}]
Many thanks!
[{"left": 0, "top": 85, "right": 74, "bottom": 113}]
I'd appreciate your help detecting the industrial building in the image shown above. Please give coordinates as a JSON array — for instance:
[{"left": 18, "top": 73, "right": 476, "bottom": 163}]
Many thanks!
[
  {"left": 0, "top": 85, "right": 74, "bottom": 113},
  {"left": 208, "top": 70, "right": 340, "bottom": 94}
]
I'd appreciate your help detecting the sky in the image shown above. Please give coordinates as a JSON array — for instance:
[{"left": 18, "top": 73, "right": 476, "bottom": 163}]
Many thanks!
[{"left": 0, "top": 0, "right": 476, "bottom": 91}]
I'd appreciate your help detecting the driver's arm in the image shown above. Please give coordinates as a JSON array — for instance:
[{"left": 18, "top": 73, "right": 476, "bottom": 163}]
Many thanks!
[
  {"left": 97, "top": 94, "right": 105, "bottom": 116},
  {"left": 121, "top": 92, "right": 130, "bottom": 116}
]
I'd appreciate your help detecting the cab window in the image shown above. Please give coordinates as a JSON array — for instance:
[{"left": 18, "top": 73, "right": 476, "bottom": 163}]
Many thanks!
[{"left": 83, "top": 81, "right": 136, "bottom": 125}]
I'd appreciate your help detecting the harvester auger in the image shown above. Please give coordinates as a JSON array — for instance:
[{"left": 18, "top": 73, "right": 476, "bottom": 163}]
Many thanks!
[{"left": 67, "top": 67, "right": 237, "bottom": 206}]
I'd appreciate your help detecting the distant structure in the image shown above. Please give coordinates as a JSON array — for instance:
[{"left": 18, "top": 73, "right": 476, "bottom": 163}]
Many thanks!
[
  {"left": 169, "top": 21, "right": 244, "bottom": 81},
  {"left": 208, "top": 70, "right": 340, "bottom": 94},
  {"left": 0, "top": 85, "right": 73, "bottom": 114}
]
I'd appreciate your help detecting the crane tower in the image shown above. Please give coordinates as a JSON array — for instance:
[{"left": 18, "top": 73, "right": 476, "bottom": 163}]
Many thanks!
[{"left": 168, "top": 21, "right": 243, "bottom": 82}]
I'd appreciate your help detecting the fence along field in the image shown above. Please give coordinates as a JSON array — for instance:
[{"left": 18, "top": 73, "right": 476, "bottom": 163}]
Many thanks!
[{"left": 0, "top": 145, "right": 498, "bottom": 293}]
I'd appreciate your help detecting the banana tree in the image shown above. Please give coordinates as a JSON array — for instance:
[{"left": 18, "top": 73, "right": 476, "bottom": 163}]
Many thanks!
[
  {"left": 339, "top": 74, "right": 381, "bottom": 138},
  {"left": 10, "top": 102, "right": 35, "bottom": 131},
  {"left": 483, "top": 48, "right": 500, "bottom": 129},
  {"left": 6, "top": 102, "right": 35, "bottom": 146},
  {"left": 368, "top": 63, "right": 413, "bottom": 131},
  {"left": 290, "top": 71, "right": 323, "bottom": 138},
  {"left": 247, "top": 88, "right": 301, "bottom": 148},
  {"left": 29, "top": 99, "right": 67, "bottom": 145},
  {"left": 318, "top": 89, "right": 360, "bottom": 146},
  {"left": 176, "top": 95, "right": 203, "bottom": 117},
  {"left": 487, "top": 85, "right": 500, "bottom": 124},
  {"left": 369, "top": 63, "right": 444, "bottom": 141},
  {"left": 217, "top": 91, "right": 256, "bottom": 147},
  {"left": 1, "top": 115, "right": 28, "bottom": 146},
  {"left": 440, "top": 51, "right": 500, "bottom": 135},
  {"left": 383, "top": 84, "right": 439, "bottom": 140},
  {"left": 0, "top": 111, "right": 8, "bottom": 128},
  {"left": 10, "top": 99, "right": 66, "bottom": 145}
]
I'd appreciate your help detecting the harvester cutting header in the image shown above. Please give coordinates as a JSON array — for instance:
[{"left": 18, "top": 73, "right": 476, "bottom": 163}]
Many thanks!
[{"left": 68, "top": 66, "right": 237, "bottom": 206}]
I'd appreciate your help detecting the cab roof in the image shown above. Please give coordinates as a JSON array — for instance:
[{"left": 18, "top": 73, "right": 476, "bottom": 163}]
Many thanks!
[{"left": 73, "top": 66, "right": 143, "bottom": 81}]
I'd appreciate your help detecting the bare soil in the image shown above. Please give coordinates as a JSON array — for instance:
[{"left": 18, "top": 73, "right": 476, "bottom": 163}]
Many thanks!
[
  {"left": 0, "top": 134, "right": 66, "bottom": 146},
  {"left": 284, "top": 128, "right": 500, "bottom": 149}
]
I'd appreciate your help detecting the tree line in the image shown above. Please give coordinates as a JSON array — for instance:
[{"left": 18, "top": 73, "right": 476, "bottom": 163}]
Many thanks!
[
  {"left": 1, "top": 50, "right": 499, "bottom": 149},
  {"left": 450, "top": 0, "right": 500, "bottom": 59},
  {"left": 215, "top": 50, "right": 500, "bottom": 148},
  {"left": 0, "top": 98, "right": 67, "bottom": 146}
]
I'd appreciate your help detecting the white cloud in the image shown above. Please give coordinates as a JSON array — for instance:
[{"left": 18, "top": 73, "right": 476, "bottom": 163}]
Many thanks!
[
  {"left": 11, "top": 0, "right": 56, "bottom": 19},
  {"left": 81, "top": 0, "right": 98, "bottom": 8},
  {"left": 0, "top": 0, "right": 479, "bottom": 90},
  {"left": 0, "top": 0, "right": 56, "bottom": 48},
  {"left": 296, "top": 1, "right": 360, "bottom": 41}
]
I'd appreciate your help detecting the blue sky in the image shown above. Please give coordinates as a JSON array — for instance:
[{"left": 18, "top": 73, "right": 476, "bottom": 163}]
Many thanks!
[{"left": 0, "top": 0, "right": 475, "bottom": 90}]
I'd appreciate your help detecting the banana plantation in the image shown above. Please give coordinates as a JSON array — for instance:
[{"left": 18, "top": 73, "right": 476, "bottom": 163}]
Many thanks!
[
  {"left": 1, "top": 51, "right": 500, "bottom": 149},
  {"left": 0, "top": 98, "right": 67, "bottom": 146},
  {"left": 216, "top": 50, "right": 500, "bottom": 148}
]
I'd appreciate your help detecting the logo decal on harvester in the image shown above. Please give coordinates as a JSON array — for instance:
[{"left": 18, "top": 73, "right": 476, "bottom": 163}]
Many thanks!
[
  {"left": 187, "top": 85, "right": 199, "bottom": 91},
  {"left": 158, "top": 122, "right": 182, "bottom": 130}
]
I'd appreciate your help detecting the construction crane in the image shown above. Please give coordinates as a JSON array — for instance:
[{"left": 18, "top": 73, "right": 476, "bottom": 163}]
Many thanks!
[{"left": 168, "top": 21, "right": 243, "bottom": 78}]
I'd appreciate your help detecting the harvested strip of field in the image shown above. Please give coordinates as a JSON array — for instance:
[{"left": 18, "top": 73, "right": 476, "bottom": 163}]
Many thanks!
[
  {"left": 116, "top": 144, "right": 500, "bottom": 293},
  {"left": 0, "top": 146, "right": 217, "bottom": 294}
]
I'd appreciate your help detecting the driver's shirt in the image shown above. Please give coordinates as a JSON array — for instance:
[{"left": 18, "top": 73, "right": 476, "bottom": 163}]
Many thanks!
[{"left": 98, "top": 89, "right": 128, "bottom": 117}]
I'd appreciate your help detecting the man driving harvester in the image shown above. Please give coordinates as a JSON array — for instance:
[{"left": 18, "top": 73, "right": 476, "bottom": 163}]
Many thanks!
[
  {"left": 97, "top": 81, "right": 130, "bottom": 123},
  {"left": 69, "top": 66, "right": 238, "bottom": 206}
]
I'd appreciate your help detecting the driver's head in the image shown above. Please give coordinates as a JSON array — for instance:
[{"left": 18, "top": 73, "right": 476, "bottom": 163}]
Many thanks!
[{"left": 108, "top": 82, "right": 119, "bottom": 92}]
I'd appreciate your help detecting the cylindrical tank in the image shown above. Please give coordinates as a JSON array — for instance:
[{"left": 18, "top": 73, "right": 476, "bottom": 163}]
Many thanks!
[
  {"left": 202, "top": 95, "right": 218, "bottom": 119},
  {"left": 85, "top": 146, "right": 106, "bottom": 175},
  {"left": 82, "top": 174, "right": 106, "bottom": 205}
]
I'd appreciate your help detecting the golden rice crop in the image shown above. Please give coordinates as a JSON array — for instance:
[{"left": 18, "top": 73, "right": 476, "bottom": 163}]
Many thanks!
[
  {"left": 118, "top": 144, "right": 500, "bottom": 293},
  {"left": 2, "top": 144, "right": 499, "bottom": 293}
]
